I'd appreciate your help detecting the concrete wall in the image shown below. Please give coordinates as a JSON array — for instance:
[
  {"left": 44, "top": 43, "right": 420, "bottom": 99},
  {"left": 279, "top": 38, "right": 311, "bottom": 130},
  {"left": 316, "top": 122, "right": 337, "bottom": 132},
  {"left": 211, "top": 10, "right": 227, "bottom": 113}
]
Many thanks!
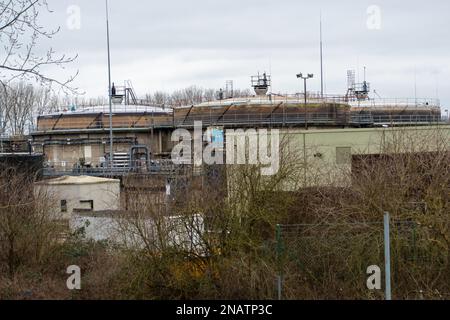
[
  {"left": 34, "top": 129, "right": 175, "bottom": 166},
  {"left": 70, "top": 214, "right": 205, "bottom": 254},
  {"left": 289, "top": 125, "right": 449, "bottom": 188},
  {"left": 35, "top": 181, "right": 120, "bottom": 219},
  {"left": 226, "top": 125, "right": 450, "bottom": 190}
]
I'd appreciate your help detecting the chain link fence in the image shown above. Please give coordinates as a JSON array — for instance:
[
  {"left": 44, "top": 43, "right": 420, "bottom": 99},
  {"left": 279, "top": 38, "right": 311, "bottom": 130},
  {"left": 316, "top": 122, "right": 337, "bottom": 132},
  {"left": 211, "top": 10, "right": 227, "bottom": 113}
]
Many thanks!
[{"left": 275, "top": 216, "right": 449, "bottom": 300}]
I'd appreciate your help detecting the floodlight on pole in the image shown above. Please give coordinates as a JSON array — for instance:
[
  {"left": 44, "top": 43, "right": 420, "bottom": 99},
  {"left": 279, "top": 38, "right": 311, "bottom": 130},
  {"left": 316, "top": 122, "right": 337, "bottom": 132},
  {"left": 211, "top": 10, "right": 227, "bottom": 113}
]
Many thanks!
[{"left": 296, "top": 73, "right": 314, "bottom": 130}]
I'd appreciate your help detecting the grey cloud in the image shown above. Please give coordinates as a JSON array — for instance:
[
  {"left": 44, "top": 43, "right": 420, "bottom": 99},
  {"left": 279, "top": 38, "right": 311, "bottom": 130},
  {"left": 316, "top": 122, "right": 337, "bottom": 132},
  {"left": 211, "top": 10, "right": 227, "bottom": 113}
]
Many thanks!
[{"left": 36, "top": 0, "right": 450, "bottom": 110}]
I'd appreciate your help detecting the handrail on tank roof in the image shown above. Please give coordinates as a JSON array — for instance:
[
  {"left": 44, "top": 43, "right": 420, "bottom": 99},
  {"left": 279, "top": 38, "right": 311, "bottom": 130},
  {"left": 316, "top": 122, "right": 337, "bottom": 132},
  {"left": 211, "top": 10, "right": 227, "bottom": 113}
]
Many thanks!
[
  {"left": 39, "top": 93, "right": 442, "bottom": 117},
  {"left": 40, "top": 103, "right": 174, "bottom": 117}
]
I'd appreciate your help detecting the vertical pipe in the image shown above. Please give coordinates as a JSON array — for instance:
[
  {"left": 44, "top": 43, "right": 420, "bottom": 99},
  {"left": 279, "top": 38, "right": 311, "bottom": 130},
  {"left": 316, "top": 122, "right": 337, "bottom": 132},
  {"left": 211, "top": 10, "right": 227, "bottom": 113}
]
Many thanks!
[
  {"left": 106, "top": 0, "right": 113, "bottom": 169},
  {"left": 384, "top": 212, "right": 392, "bottom": 300}
]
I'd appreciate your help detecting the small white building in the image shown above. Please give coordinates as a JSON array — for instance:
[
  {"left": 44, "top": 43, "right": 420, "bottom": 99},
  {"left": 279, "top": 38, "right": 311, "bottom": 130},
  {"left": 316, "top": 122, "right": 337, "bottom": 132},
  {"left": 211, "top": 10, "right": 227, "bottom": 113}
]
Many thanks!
[
  {"left": 71, "top": 213, "right": 206, "bottom": 254},
  {"left": 35, "top": 176, "right": 120, "bottom": 220}
]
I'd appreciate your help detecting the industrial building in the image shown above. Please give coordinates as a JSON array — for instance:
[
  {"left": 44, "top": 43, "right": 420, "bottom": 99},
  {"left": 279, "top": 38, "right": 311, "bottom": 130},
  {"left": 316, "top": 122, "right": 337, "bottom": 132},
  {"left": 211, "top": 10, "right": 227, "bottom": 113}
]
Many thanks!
[
  {"left": 13, "top": 72, "right": 449, "bottom": 248},
  {"left": 31, "top": 73, "right": 443, "bottom": 178},
  {"left": 34, "top": 175, "right": 121, "bottom": 219},
  {"left": 271, "top": 125, "right": 450, "bottom": 189}
]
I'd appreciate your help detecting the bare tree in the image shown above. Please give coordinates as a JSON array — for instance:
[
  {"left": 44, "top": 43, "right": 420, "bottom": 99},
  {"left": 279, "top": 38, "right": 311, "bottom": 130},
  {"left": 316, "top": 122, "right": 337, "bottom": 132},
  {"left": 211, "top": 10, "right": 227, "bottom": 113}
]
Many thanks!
[
  {"left": 0, "top": 82, "right": 60, "bottom": 136},
  {"left": 0, "top": 167, "right": 59, "bottom": 279},
  {"left": 142, "top": 86, "right": 254, "bottom": 108},
  {"left": 0, "top": 1, "right": 79, "bottom": 136},
  {"left": 0, "top": 0, "right": 78, "bottom": 92}
]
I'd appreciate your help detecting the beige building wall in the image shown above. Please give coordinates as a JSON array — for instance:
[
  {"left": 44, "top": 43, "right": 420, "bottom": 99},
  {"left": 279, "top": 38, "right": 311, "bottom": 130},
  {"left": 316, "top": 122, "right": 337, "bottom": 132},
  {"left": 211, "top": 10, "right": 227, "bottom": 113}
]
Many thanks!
[
  {"left": 226, "top": 125, "right": 450, "bottom": 191},
  {"left": 35, "top": 176, "right": 121, "bottom": 220},
  {"left": 284, "top": 125, "right": 449, "bottom": 187}
]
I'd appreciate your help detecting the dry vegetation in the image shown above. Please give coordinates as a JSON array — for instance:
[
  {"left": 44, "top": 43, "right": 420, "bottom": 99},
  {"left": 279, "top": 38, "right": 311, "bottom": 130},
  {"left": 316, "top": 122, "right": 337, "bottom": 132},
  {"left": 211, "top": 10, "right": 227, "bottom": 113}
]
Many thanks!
[{"left": 0, "top": 128, "right": 448, "bottom": 300}]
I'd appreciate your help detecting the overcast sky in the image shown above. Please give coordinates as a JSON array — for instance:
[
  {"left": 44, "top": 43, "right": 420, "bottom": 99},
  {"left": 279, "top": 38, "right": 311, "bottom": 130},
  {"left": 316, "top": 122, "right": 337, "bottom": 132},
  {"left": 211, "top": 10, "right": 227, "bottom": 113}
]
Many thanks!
[{"left": 40, "top": 0, "right": 450, "bottom": 111}]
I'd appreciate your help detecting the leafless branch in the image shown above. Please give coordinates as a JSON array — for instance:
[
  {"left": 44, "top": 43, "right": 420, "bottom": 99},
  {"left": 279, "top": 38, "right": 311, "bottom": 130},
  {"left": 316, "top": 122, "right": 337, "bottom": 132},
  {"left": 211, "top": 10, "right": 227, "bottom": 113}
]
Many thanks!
[{"left": 0, "top": 0, "right": 79, "bottom": 94}]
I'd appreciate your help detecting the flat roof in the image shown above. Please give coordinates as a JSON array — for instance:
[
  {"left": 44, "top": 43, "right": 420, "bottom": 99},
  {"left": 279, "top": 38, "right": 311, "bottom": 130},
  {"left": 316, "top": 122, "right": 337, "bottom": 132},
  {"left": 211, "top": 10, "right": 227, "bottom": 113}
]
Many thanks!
[{"left": 36, "top": 175, "right": 120, "bottom": 186}]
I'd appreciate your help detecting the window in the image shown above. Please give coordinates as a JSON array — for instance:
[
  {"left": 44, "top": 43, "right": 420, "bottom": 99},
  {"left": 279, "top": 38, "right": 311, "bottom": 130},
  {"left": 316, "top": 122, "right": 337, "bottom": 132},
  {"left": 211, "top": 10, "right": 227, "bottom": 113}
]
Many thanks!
[
  {"left": 78, "top": 200, "right": 94, "bottom": 211},
  {"left": 336, "top": 147, "right": 352, "bottom": 165},
  {"left": 61, "top": 200, "right": 67, "bottom": 213}
]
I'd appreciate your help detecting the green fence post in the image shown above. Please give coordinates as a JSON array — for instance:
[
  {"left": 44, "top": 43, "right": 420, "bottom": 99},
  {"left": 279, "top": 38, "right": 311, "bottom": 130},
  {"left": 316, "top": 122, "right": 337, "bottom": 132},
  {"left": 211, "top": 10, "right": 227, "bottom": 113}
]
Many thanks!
[
  {"left": 384, "top": 212, "right": 392, "bottom": 300},
  {"left": 412, "top": 221, "right": 417, "bottom": 262},
  {"left": 276, "top": 224, "right": 283, "bottom": 300}
]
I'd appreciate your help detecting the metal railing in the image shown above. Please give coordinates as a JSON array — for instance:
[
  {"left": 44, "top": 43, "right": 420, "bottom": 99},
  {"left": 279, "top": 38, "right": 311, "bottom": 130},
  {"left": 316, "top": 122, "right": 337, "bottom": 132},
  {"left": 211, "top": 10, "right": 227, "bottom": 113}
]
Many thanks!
[
  {"left": 174, "top": 112, "right": 349, "bottom": 127},
  {"left": 172, "top": 113, "right": 442, "bottom": 127},
  {"left": 42, "top": 104, "right": 173, "bottom": 116},
  {"left": 369, "top": 114, "right": 442, "bottom": 124},
  {"left": 349, "top": 98, "right": 441, "bottom": 108},
  {"left": 194, "top": 94, "right": 441, "bottom": 108},
  {"left": 40, "top": 95, "right": 441, "bottom": 118},
  {"left": 36, "top": 119, "right": 175, "bottom": 132},
  {"left": 43, "top": 159, "right": 179, "bottom": 177},
  {"left": 36, "top": 112, "right": 349, "bottom": 131},
  {"left": 34, "top": 112, "right": 444, "bottom": 133},
  {"left": 194, "top": 94, "right": 351, "bottom": 107}
]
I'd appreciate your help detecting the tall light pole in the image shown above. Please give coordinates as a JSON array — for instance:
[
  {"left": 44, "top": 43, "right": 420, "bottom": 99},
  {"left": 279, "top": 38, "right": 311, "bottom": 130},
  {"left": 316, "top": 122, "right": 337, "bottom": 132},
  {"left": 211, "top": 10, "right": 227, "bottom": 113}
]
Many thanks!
[
  {"left": 0, "top": 82, "right": 6, "bottom": 153},
  {"left": 320, "top": 13, "right": 324, "bottom": 98},
  {"left": 296, "top": 73, "right": 314, "bottom": 130},
  {"left": 0, "top": 108, "right": 3, "bottom": 153},
  {"left": 106, "top": 0, "right": 113, "bottom": 169},
  {"left": 0, "top": 92, "right": 3, "bottom": 154}
]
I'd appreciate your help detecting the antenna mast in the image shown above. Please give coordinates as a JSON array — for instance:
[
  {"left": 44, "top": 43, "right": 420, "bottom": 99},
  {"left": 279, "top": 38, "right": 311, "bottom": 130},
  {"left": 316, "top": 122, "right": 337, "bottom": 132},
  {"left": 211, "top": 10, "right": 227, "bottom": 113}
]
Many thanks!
[
  {"left": 414, "top": 68, "right": 418, "bottom": 105},
  {"left": 320, "top": 12, "right": 324, "bottom": 98},
  {"left": 106, "top": 0, "right": 113, "bottom": 169}
]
